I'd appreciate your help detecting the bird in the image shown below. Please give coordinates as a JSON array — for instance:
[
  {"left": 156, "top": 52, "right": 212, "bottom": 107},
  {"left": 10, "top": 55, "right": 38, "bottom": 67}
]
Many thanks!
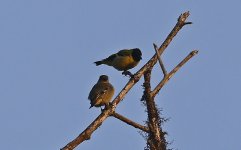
[
  {"left": 94, "top": 48, "right": 142, "bottom": 76},
  {"left": 88, "top": 75, "right": 115, "bottom": 109}
]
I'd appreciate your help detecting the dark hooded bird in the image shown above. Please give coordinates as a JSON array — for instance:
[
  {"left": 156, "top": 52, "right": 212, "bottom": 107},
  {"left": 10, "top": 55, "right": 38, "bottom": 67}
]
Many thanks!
[
  {"left": 88, "top": 75, "right": 114, "bottom": 109},
  {"left": 94, "top": 48, "right": 142, "bottom": 76}
]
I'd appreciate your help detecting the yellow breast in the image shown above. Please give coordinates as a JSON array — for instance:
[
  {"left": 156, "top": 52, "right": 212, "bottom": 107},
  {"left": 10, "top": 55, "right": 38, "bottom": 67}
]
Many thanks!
[{"left": 112, "top": 55, "right": 138, "bottom": 71}]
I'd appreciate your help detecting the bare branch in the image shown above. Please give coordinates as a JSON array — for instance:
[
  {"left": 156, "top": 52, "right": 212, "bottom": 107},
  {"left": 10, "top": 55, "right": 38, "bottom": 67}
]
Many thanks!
[
  {"left": 184, "top": 22, "right": 192, "bottom": 25},
  {"left": 60, "top": 108, "right": 114, "bottom": 150},
  {"left": 136, "top": 11, "right": 191, "bottom": 78},
  {"left": 153, "top": 43, "right": 167, "bottom": 76},
  {"left": 111, "top": 112, "right": 149, "bottom": 133},
  {"left": 157, "top": 11, "right": 191, "bottom": 56},
  {"left": 152, "top": 50, "right": 198, "bottom": 97}
]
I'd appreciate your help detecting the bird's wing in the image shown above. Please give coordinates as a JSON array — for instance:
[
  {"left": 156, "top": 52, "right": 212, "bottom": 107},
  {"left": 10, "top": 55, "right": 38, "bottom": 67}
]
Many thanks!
[
  {"left": 88, "top": 84, "right": 108, "bottom": 101},
  {"left": 117, "top": 49, "right": 132, "bottom": 56},
  {"left": 88, "top": 84, "right": 99, "bottom": 100},
  {"left": 96, "top": 88, "right": 108, "bottom": 99},
  {"left": 104, "top": 54, "right": 117, "bottom": 62},
  {"left": 91, "top": 87, "right": 109, "bottom": 105}
]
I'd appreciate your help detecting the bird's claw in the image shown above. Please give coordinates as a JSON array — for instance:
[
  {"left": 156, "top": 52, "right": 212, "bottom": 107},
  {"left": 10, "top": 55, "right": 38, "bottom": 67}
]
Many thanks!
[
  {"left": 101, "top": 102, "right": 112, "bottom": 112},
  {"left": 101, "top": 107, "right": 105, "bottom": 112},
  {"left": 122, "top": 71, "right": 133, "bottom": 78}
]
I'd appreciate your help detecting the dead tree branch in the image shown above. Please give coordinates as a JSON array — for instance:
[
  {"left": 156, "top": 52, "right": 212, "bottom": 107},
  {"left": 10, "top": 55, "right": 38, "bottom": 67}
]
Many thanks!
[
  {"left": 152, "top": 50, "right": 198, "bottom": 97},
  {"left": 136, "top": 11, "right": 191, "bottom": 79},
  {"left": 60, "top": 108, "right": 114, "bottom": 150},
  {"left": 143, "top": 68, "right": 167, "bottom": 150},
  {"left": 153, "top": 43, "right": 167, "bottom": 76},
  {"left": 111, "top": 112, "right": 149, "bottom": 132}
]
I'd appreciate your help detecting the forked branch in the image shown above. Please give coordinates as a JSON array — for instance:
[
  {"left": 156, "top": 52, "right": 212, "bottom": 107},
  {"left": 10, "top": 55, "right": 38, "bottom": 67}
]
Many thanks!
[{"left": 152, "top": 50, "right": 198, "bottom": 97}]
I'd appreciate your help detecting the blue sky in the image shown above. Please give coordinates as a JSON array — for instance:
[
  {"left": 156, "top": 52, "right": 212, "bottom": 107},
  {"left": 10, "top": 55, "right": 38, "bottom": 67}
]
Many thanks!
[{"left": 1, "top": 0, "right": 241, "bottom": 150}]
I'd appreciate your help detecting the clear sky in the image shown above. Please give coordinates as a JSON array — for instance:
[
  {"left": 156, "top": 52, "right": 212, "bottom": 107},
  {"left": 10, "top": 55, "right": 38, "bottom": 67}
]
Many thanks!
[{"left": 1, "top": 0, "right": 241, "bottom": 150}]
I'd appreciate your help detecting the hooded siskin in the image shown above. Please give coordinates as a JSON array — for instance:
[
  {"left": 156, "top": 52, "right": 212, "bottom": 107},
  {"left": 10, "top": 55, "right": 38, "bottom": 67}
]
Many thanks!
[
  {"left": 94, "top": 48, "right": 142, "bottom": 71},
  {"left": 88, "top": 75, "right": 114, "bottom": 109}
]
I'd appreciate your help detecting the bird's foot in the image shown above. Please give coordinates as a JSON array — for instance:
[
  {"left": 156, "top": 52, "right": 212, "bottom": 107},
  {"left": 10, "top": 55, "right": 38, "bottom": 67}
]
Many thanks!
[
  {"left": 105, "top": 103, "right": 110, "bottom": 109},
  {"left": 122, "top": 71, "right": 133, "bottom": 78},
  {"left": 101, "top": 106, "right": 105, "bottom": 112},
  {"left": 101, "top": 102, "right": 111, "bottom": 112},
  {"left": 122, "top": 71, "right": 139, "bottom": 81},
  {"left": 132, "top": 74, "right": 140, "bottom": 82}
]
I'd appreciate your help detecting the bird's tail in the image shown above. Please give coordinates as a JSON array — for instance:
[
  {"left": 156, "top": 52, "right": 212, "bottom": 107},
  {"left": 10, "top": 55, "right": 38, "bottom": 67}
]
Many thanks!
[{"left": 94, "top": 60, "right": 103, "bottom": 66}]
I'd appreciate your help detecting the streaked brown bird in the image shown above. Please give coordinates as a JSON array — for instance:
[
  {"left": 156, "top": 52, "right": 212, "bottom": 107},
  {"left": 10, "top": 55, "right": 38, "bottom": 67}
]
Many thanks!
[{"left": 88, "top": 75, "right": 114, "bottom": 109}]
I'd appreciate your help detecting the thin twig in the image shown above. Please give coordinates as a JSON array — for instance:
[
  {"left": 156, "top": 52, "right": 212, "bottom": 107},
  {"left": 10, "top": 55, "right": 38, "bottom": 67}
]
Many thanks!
[
  {"left": 111, "top": 112, "right": 149, "bottom": 133},
  {"left": 151, "top": 50, "right": 198, "bottom": 97},
  {"left": 61, "top": 11, "right": 191, "bottom": 150},
  {"left": 184, "top": 22, "right": 193, "bottom": 25},
  {"left": 153, "top": 43, "right": 167, "bottom": 76}
]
